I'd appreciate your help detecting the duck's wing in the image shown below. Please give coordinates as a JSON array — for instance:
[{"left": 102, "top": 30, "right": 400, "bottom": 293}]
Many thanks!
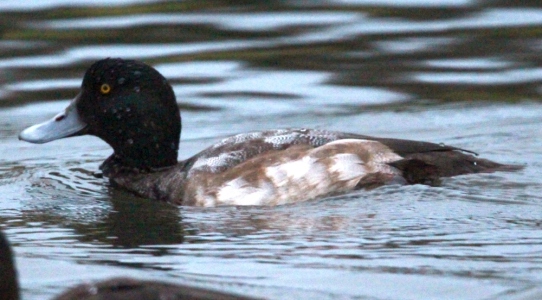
[
  {"left": 183, "top": 128, "right": 521, "bottom": 180},
  {"left": 184, "top": 129, "right": 346, "bottom": 175},
  {"left": 362, "top": 136, "right": 474, "bottom": 156}
]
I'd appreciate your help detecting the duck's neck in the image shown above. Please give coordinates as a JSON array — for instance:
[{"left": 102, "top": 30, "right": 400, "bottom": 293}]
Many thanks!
[{"left": 100, "top": 145, "right": 178, "bottom": 177}]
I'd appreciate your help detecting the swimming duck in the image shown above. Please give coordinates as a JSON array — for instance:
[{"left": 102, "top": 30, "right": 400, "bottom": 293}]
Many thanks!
[
  {"left": 19, "top": 58, "right": 520, "bottom": 206},
  {"left": 0, "top": 230, "right": 258, "bottom": 300}
]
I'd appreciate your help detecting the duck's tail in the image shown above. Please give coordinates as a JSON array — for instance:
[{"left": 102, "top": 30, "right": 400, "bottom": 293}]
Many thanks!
[{"left": 388, "top": 151, "right": 523, "bottom": 185}]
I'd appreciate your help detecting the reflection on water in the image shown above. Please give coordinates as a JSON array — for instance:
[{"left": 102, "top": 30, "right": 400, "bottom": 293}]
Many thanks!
[{"left": 1, "top": 1, "right": 542, "bottom": 299}]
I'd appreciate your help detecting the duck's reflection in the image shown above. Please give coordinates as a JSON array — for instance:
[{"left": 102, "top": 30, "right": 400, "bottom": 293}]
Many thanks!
[{"left": 81, "top": 189, "right": 186, "bottom": 248}]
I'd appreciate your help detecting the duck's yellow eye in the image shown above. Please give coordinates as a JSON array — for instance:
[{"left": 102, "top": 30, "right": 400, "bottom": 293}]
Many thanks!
[{"left": 100, "top": 83, "right": 111, "bottom": 95}]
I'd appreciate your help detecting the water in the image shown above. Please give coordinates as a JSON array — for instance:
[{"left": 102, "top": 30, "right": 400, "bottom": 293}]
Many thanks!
[{"left": 1, "top": 1, "right": 542, "bottom": 299}]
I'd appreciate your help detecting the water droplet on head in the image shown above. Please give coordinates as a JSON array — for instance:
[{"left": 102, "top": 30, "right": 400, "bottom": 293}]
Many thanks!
[
  {"left": 473, "top": 161, "right": 477, "bottom": 166},
  {"left": 127, "top": 138, "right": 134, "bottom": 145},
  {"left": 116, "top": 114, "right": 122, "bottom": 120},
  {"left": 134, "top": 71, "right": 141, "bottom": 77},
  {"left": 439, "top": 143, "right": 445, "bottom": 147},
  {"left": 134, "top": 86, "right": 140, "bottom": 93},
  {"left": 111, "top": 108, "right": 117, "bottom": 113},
  {"left": 118, "top": 77, "right": 126, "bottom": 85},
  {"left": 125, "top": 107, "right": 131, "bottom": 112}
]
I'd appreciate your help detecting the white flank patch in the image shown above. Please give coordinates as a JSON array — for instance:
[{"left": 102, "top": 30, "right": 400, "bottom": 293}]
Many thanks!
[
  {"left": 206, "top": 137, "right": 406, "bottom": 206},
  {"left": 264, "top": 156, "right": 330, "bottom": 204},
  {"left": 265, "top": 156, "right": 316, "bottom": 183},
  {"left": 264, "top": 164, "right": 288, "bottom": 186},
  {"left": 217, "top": 177, "right": 272, "bottom": 206},
  {"left": 301, "top": 161, "right": 329, "bottom": 192},
  {"left": 329, "top": 153, "right": 367, "bottom": 181}
]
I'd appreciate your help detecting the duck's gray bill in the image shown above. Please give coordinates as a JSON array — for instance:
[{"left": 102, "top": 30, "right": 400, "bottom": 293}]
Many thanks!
[{"left": 19, "top": 92, "right": 87, "bottom": 144}]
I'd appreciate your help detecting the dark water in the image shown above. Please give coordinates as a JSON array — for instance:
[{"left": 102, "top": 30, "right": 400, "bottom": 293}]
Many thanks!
[{"left": 1, "top": 1, "right": 542, "bottom": 299}]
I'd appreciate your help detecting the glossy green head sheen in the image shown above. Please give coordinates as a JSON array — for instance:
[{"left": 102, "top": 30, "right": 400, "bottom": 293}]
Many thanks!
[{"left": 20, "top": 58, "right": 181, "bottom": 173}]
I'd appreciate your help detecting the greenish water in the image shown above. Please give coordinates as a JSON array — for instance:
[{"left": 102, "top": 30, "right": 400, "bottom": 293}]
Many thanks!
[{"left": 1, "top": 1, "right": 542, "bottom": 299}]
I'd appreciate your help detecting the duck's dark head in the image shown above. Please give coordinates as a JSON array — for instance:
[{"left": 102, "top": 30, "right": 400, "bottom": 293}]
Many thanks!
[{"left": 19, "top": 58, "right": 181, "bottom": 173}]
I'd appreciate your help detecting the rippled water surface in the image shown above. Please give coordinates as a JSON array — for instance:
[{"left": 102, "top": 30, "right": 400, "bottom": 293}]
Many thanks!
[{"left": 1, "top": 1, "right": 542, "bottom": 299}]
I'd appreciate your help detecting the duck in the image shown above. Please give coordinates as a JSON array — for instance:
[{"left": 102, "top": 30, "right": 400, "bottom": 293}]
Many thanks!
[
  {"left": 0, "top": 230, "right": 259, "bottom": 300},
  {"left": 19, "top": 58, "right": 521, "bottom": 206}
]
